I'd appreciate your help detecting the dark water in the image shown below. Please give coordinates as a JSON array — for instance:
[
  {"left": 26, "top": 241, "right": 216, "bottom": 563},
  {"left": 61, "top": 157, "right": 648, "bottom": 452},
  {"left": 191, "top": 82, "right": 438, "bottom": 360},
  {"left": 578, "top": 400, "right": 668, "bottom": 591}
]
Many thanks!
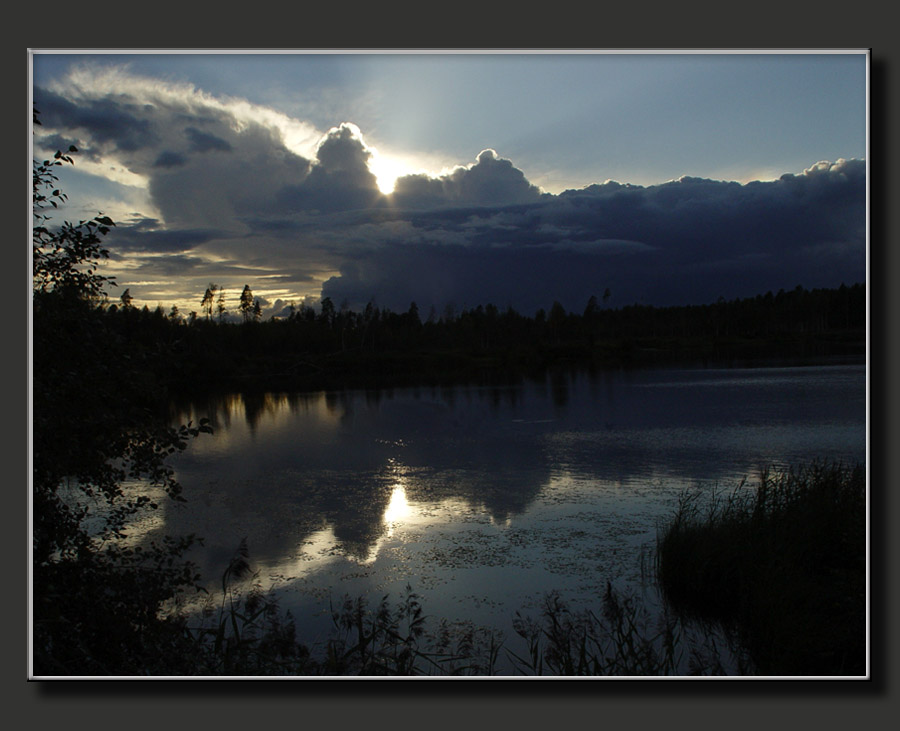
[{"left": 132, "top": 363, "right": 866, "bottom": 666}]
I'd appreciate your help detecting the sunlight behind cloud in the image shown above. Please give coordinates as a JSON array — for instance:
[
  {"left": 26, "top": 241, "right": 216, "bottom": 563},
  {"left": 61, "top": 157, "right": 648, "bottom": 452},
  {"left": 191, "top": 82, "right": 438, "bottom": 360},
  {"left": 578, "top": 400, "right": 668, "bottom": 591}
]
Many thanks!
[
  {"left": 367, "top": 145, "right": 454, "bottom": 196},
  {"left": 368, "top": 152, "right": 406, "bottom": 195}
]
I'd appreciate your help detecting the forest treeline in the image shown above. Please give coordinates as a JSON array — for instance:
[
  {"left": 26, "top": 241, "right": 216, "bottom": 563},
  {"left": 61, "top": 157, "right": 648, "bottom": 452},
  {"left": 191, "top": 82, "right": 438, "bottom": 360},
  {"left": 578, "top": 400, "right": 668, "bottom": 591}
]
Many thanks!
[{"left": 89, "top": 282, "right": 865, "bottom": 393}]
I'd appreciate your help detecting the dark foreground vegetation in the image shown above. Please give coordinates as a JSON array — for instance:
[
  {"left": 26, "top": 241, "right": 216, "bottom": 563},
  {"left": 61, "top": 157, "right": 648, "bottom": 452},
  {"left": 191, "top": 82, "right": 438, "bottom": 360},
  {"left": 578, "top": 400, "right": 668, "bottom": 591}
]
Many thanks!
[
  {"left": 31, "top": 112, "right": 866, "bottom": 677},
  {"left": 656, "top": 462, "right": 866, "bottom": 676}
]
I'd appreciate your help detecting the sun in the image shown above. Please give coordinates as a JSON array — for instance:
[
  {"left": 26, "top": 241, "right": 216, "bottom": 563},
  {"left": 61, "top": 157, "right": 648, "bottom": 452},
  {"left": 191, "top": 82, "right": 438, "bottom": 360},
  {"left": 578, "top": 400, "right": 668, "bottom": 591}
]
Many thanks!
[{"left": 368, "top": 151, "right": 408, "bottom": 195}]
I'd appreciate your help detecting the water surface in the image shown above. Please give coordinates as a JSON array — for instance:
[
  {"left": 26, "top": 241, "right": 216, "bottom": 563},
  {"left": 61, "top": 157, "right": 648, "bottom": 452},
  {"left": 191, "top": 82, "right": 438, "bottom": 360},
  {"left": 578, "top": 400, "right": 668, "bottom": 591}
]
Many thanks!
[{"left": 140, "top": 363, "right": 866, "bottom": 664}]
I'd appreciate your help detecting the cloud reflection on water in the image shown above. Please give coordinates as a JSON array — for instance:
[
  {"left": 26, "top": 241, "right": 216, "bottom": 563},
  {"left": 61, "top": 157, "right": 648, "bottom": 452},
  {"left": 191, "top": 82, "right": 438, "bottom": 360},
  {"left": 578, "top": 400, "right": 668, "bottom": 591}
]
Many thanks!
[{"left": 154, "top": 365, "right": 865, "bottom": 606}]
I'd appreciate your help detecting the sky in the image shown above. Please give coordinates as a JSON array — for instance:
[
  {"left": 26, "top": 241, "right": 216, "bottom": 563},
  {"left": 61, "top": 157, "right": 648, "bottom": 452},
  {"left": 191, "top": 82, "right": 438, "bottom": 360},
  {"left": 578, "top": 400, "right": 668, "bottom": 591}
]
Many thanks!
[{"left": 30, "top": 50, "right": 868, "bottom": 318}]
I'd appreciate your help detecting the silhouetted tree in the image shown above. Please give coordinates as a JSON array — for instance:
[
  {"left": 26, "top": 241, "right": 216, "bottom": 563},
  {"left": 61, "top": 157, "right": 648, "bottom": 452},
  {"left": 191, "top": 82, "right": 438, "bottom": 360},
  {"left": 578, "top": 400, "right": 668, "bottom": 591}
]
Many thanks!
[
  {"left": 320, "top": 296, "right": 336, "bottom": 329},
  {"left": 548, "top": 301, "right": 567, "bottom": 344},
  {"left": 33, "top": 141, "right": 115, "bottom": 299},
  {"left": 239, "top": 285, "right": 254, "bottom": 323},
  {"left": 583, "top": 295, "right": 599, "bottom": 346},
  {"left": 201, "top": 283, "right": 219, "bottom": 320},
  {"left": 32, "top": 110, "right": 211, "bottom": 673},
  {"left": 408, "top": 301, "right": 421, "bottom": 326},
  {"left": 216, "top": 289, "right": 227, "bottom": 322}
]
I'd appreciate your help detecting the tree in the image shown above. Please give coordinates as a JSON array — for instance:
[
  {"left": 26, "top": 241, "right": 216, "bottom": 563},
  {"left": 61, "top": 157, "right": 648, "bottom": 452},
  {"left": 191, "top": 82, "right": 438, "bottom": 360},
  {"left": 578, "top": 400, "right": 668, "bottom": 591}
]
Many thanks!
[
  {"left": 33, "top": 132, "right": 116, "bottom": 301},
  {"left": 201, "top": 283, "right": 218, "bottom": 320},
  {"left": 32, "top": 108, "right": 211, "bottom": 674},
  {"left": 320, "top": 296, "right": 335, "bottom": 328},
  {"left": 548, "top": 301, "right": 567, "bottom": 343},
  {"left": 216, "top": 289, "right": 227, "bottom": 322},
  {"left": 239, "top": 284, "right": 254, "bottom": 323},
  {"left": 407, "top": 301, "right": 421, "bottom": 327},
  {"left": 120, "top": 288, "right": 134, "bottom": 309},
  {"left": 583, "top": 295, "right": 600, "bottom": 347}
]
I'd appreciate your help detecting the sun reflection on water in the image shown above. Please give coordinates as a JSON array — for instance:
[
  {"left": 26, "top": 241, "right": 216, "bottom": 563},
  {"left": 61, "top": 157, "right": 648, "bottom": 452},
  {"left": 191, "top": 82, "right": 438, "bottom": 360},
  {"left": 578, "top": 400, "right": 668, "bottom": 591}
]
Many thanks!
[{"left": 383, "top": 484, "right": 411, "bottom": 526}]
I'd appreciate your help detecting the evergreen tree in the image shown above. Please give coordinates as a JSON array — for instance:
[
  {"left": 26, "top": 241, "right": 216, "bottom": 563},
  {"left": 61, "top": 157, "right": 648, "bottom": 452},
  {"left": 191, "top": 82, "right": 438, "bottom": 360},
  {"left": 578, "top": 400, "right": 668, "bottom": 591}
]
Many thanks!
[
  {"left": 216, "top": 289, "right": 227, "bottom": 322},
  {"left": 239, "top": 284, "right": 254, "bottom": 322},
  {"left": 201, "top": 283, "right": 218, "bottom": 320}
]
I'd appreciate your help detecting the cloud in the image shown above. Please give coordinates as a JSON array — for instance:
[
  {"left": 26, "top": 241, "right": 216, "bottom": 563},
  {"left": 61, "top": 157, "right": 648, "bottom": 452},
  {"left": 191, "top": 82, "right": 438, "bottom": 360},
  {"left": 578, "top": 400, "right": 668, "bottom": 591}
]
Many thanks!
[
  {"left": 185, "top": 127, "right": 233, "bottom": 153},
  {"left": 391, "top": 149, "right": 544, "bottom": 209},
  {"left": 104, "top": 216, "right": 224, "bottom": 253},
  {"left": 35, "top": 87, "right": 156, "bottom": 152},
  {"left": 275, "top": 123, "right": 383, "bottom": 213},
  {"left": 33, "top": 64, "right": 866, "bottom": 315},
  {"left": 322, "top": 160, "right": 866, "bottom": 312},
  {"left": 153, "top": 151, "right": 187, "bottom": 168},
  {"left": 34, "top": 64, "right": 320, "bottom": 232}
]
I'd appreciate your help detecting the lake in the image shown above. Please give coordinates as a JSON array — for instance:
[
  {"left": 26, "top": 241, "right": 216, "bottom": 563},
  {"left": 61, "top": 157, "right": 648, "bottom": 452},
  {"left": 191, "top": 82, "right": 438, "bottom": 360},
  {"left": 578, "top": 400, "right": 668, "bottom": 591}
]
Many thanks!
[{"left": 137, "top": 361, "right": 866, "bottom": 672}]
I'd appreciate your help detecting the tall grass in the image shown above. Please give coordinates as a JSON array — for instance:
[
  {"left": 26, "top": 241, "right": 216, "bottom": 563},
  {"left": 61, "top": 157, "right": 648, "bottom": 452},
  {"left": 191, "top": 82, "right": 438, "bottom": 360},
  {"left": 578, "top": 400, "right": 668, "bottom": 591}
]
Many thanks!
[
  {"left": 323, "top": 587, "right": 503, "bottom": 675},
  {"left": 179, "top": 575, "right": 722, "bottom": 676},
  {"left": 179, "top": 539, "right": 317, "bottom": 675},
  {"left": 177, "top": 548, "right": 503, "bottom": 676},
  {"left": 174, "top": 545, "right": 720, "bottom": 676},
  {"left": 655, "top": 462, "right": 866, "bottom": 676},
  {"left": 506, "top": 585, "right": 731, "bottom": 676}
]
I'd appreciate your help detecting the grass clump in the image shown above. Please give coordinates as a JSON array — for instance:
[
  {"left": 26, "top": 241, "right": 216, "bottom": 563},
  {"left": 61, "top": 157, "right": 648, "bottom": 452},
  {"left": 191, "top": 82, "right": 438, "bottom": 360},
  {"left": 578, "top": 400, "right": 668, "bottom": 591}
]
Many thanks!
[
  {"left": 506, "top": 585, "right": 733, "bottom": 676},
  {"left": 175, "top": 545, "right": 503, "bottom": 676},
  {"left": 322, "top": 587, "right": 503, "bottom": 676},
  {"left": 656, "top": 462, "right": 866, "bottom": 676}
]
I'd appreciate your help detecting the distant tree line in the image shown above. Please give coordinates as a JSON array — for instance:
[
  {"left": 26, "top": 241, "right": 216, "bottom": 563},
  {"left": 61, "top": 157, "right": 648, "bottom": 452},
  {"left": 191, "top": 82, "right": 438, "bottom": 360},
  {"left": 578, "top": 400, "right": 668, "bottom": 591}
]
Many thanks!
[{"left": 91, "top": 281, "right": 865, "bottom": 393}]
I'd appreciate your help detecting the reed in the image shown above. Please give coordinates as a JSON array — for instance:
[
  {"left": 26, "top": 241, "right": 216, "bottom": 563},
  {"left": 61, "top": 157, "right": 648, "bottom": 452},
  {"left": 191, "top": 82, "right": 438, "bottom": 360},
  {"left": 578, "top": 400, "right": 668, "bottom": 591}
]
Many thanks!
[
  {"left": 655, "top": 462, "right": 866, "bottom": 675},
  {"left": 505, "top": 584, "right": 734, "bottom": 676}
]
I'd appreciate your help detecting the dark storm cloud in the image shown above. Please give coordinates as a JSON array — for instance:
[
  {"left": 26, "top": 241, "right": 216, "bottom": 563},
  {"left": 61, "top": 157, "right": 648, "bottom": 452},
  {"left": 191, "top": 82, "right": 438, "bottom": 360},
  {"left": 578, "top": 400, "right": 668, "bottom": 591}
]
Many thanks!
[
  {"left": 35, "top": 87, "right": 156, "bottom": 152},
  {"left": 33, "top": 131, "right": 92, "bottom": 159},
  {"left": 322, "top": 158, "right": 866, "bottom": 312},
  {"left": 153, "top": 151, "right": 187, "bottom": 168},
  {"left": 322, "top": 242, "right": 633, "bottom": 315},
  {"left": 185, "top": 127, "right": 233, "bottom": 153},
  {"left": 107, "top": 217, "right": 224, "bottom": 252}
]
